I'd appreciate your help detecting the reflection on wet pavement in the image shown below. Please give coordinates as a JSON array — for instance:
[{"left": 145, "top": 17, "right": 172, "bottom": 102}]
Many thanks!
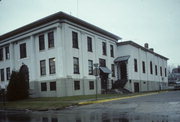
[{"left": 0, "top": 110, "right": 178, "bottom": 122}]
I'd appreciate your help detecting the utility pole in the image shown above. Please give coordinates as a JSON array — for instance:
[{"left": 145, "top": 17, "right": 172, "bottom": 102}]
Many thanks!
[{"left": 93, "top": 63, "right": 99, "bottom": 100}]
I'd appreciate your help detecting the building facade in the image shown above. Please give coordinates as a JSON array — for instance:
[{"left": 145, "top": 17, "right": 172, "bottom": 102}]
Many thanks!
[
  {"left": 115, "top": 41, "right": 168, "bottom": 92},
  {"left": 0, "top": 12, "right": 120, "bottom": 97}
]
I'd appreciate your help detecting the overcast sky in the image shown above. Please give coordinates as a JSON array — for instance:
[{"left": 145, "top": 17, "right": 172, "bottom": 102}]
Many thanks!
[{"left": 0, "top": 0, "right": 180, "bottom": 67}]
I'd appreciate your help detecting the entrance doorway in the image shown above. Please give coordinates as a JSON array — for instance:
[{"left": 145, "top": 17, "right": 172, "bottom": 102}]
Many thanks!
[{"left": 134, "top": 82, "right": 140, "bottom": 92}]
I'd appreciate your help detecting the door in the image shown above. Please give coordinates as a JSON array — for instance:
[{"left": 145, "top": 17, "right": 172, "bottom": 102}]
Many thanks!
[{"left": 134, "top": 82, "right": 139, "bottom": 92}]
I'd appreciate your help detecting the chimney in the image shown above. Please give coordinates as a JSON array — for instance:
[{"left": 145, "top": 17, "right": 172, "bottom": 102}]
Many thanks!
[
  {"left": 149, "top": 48, "right": 154, "bottom": 52},
  {"left": 144, "top": 43, "right": 149, "bottom": 49}
]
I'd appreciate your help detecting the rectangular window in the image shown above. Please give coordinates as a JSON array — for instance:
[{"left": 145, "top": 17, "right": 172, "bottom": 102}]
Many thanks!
[
  {"left": 111, "top": 64, "right": 115, "bottom": 77},
  {"left": 40, "top": 60, "right": 46, "bottom": 76},
  {"left": 0, "top": 48, "right": 3, "bottom": 61},
  {"left": 41, "top": 82, "right": 47, "bottom": 91},
  {"left": 110, "top": 45, "right": 114, "bottom": 57},
  {"left": 150, "top": 61, "right": 153, "bottom": 74},
  {"left": 142, "top": 61, "right": 145, "bottom": 73},
  {"left": 0, "top": 69, "right": 4, "bottom": 81},
  {"left": 73, "top": 57, "right": 79, "bottom": 74},
  {"left": 49, "top": 58, "right": 56, "bottom": 74},
  {"left": 88, "top": 60, "right": 93, "bottom": 75},
  {"left": 102, "top": 42, "right": 107, "bottom": 55},
  {"left": 5, "top": 46, "right": 10, "bottom": 60},
  {"left": 165, "top": 68, "right": 167, "bottom": 77},
  {"left": 50, "top": 81, "right": 56, "bottom": 91},
  {"left": 39, "top": 34, "right": 45, "bottom": 51},
  {"left": 99, "top": 58, "right": 106, "bottom": 67},
  {"left": 89, "top": 81, "right": 94, "bottom": 90},
  {"left": 20, "top": 43, "right": 27, "bottom": 59},
  {"left": 134, "top": 59, "right": 138, "bottom": 72},
  {"left": 6, "top": 67, "right": 10, "bottom": 80},
  {"left": 48, "top": 31, "right": 54, "bottom": 48},
  {"left": 160, "top": 66, "right": 162, "bottom": 76},
  {"left": 72, "top": 31, "right": 78, "bottom": 48},
  {"left": 87, "top": 36, "right": 92, "bottom": 52},
  {"left": 155, "top": 65, "right": 158, "bottom": 75},
  {"left": 74, "top": 81, "right": 80, "bottom": 90}
]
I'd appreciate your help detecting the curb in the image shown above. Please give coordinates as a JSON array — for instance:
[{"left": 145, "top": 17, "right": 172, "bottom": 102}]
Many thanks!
[{"left": 78, "top": 92, "right": 161, "bottom": 105}]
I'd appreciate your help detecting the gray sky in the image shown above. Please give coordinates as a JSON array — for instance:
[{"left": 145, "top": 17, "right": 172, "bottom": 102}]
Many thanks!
[{"left": 0, "top": 0, "right": 180, "bottom": 67}]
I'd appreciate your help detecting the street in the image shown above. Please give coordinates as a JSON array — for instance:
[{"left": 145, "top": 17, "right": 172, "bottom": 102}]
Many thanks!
[{"left": 1, "top": 91, "right": 180, "bottom": 122}]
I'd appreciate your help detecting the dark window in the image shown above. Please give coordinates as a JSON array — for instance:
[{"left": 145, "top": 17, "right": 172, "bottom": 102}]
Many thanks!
[
  {"left": 0, "top": 48, "right": 3, "bottom": 61},
  {"left": 42, "top": 117, "right": 48, "bottom": 122},
  {"left": 20, "top": 43, "right": 27, "bottom": 58},
  {"left": 155, "top": 65, "right": 158, "bottom": 75},
  {"left": 87, "top": 36, "right": 92, "bottom": 52},
  {"left": 39, "top": 34, "right": 45, "bottom": 50},
  {"left": 48, "top": 31, "right": 54, "bottom": 48},
  {"left": 0, "top": 69, "right": 4, "bottom": 81},
  {"left": 110, "top": 45, "right": 114, "bottom": 57},
  {"left": 6, "top": 67, "right": 10, "bottom": 80},
  {"left": 49, "top": 58, "right": 56, "bottom": 74},
  {"left": 51, "top": 118, "right": 58, "bottom": 122},
  {"left": 99, "top": 58, "right": 106, "bottom": 67},
  {"left": 142, "top": 61, "right": 145, "bottom": 73},
  {"left": 134, "top": 59, "right": 138, "bottom": 72},
  {"left": 165, "top": 68, "right": 167, "bottom": 77},
  {"left": 50, "top": 81, "right": 56, "bottom": 91},
  {"left": 74, "top": 81, "right": 80, "bottom": 90},
  {"left": 5, "top": 46, "right": 10, "bottom": 60},
  {"left": 72, "top": 31, "right": 78, "bottom": 48},
  {"left": 40, "top": 60, "right": 46, "bottom": 76},
  {"left": 160, "top": 66, "right": 162, "bottom": 76},
  {"left": 102, "top": 42, "right": 107, "bottom": 55},
  {"left": 150, "top": 61, "right": 153, "bottom": 74},
  {"left": 89, "top": 81, "right": 94, "bottom": 90},
  {"left": 73, "top": 57, "right": 79, "bottom": 74},
  {"left": 111, "top": 64, "right": 115, "bottom": 77},
  {"left": 41, "top": 82, "right": 47, "bottom": 91},
  {"left": 88, "top": 60, "right": 93, "bottom": 75}
]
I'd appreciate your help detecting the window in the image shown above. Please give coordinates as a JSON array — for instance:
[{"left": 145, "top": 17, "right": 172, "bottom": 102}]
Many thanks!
[
  {"left": 50, "top": 81, "right": 56, "bottom": 91},
  {"left": 40, "top": 60, "right": 46, "bottom": 76},
  {"left": 111, "top": 64, "right": 115, "bottom": 77},
  {"left": 155, "top": 65, "right": 158, "bottom": 75},
  {"left": 49, "top": 58, "right": 56, "bottom": 74},
  {"left": 99, "top": 58, "right": 106, "bottom": 67},
  {"left": 5, "top": 46, "right": 10, "bottom": 60},
  {"left": 74, "top": 81, "right": 80, "bottom": 90},
  {"left": 48, "top": 31, "right": 54, "bottom": 48},
  {"left": 6, "top": 67, "right": 10, "bottom": 80},
  {"left": 41, "top": 82, "right": 47, "bottom": 91},
  {"left": 87, "top": 36, "right": 92, "bottom": 52},
  {"left": 39, "top": 34, "right": 45, "bottom": 50},
  {"left": 102, "top": 42, "right": 107, "bottom": 55},
  {"left": 142, "top": 61, "right": 145, "bottom": 73},
  {"left": 134, "top": 59, "right": 138, "bottom": 72},
  {"left": 0, "top": 69, "right": 4, "bottom": 81},
  {"left": 160, "top": 66, "right": 162, "bottom": 76},
  {"left": 150, "top": 61, "right": 153, "bottom": 74},
  {"left": 72, "top": 31, "right": 78, "bottom": 48},
  {"left": 165, "top": 68, "right": 167, "bottom": 77},
  {"left": 88, "top": 60, "right": 93, "bottom": 75},
  {"left": 73, "top": 57, "right": 79, "bottom": 74},
  {"left": 20, "top": 43, "right": 27, "bottom": 59},
  {"left": 0, "top": 48, "right": 3, "bottom": 61},
  {"left": 89, "top": 81, "right": 94, "bottom": 90},
  {"left": 110, "top": 45, "right": 114, "bottom": 57}
]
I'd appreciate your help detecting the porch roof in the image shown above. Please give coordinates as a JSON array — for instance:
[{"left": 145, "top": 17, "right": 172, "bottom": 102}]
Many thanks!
[
  {"left": 114, "top": 55, "right": 130, "bottom": 63},
  {"left": 99, "top": 67, "right": 112, "bottom": 74}
]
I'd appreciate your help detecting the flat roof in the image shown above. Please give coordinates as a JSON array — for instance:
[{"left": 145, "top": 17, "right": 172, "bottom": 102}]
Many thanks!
[
  {"left": 117, "top": 41, "right": 168, "bottom": 60},
  {"left": 0, "top": 11, "right": 121, "bottom": 41}
]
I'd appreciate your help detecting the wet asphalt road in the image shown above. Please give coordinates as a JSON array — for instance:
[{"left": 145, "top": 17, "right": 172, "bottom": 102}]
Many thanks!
[{"left": 1, "top": 91, "right": 180, "bottom": 122}]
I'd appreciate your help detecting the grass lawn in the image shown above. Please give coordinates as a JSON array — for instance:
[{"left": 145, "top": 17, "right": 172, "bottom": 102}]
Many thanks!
[{"left": 0, "top": 93, "right": 144, "bottom": 111}]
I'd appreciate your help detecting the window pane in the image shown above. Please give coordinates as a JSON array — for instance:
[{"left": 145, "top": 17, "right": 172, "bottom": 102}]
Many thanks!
[
  {"left": 40, "top": 60, "right": 46, "bottom": 76},
  {"left": 134, "top": 59, "right": 138, "bottom": 72},
  {"left": 150, "top": 61, "right": 153, "bottom": 74},
  {"left": 111, "top": 64, "right": 115, "bottom": 77},
  {"left": 142, "top": 61, "right": 145, "bottom": 73},
  {"left": 6, "top": 67, "right": 10, "bottom": 80},
  {"left": 88, "top": 60, "right": 93, "bottom": 75},
  {"left": 89, "top": 81, "right": 94, "bottom": 90},
  {"left": 41, "top": 82, "right": 47, "bottom": 91},
  {"left": 0, "top": 69, "right": 4, "bottom": 81},
  {"left": 39, "top": 35, "right": 45, "bottom": 50},
  {"left": 74, "top": 81, "right": 80, "bottom": 90},
  {"left": 87, "top": 37, "right": 92, "bottom": 52},
  {"left": 0, "top": 48, "right": 3, "bottom": 61},
  {"left": 99, "top": 58, "right": 106, "bottom": 67},
  {"left": 102, "top": 42, "right": 106, "bottom": 55},
  {"left": 50, "top": 81, "right": 56, "bottom": 91},
  {"left": 20, "top": 43, "right": 27, "bottom": 58},
  {"left": 110, "top": 45, "right": 114, "bottom": 57},
  {"left": 5, "top": 46, "right": 10, "bottom": 60},
  {"left": 48, "top": 31, "right": 54, "bottom": 48},
  {"left": 72, "top": 31, "right": 78, "bottom": 48},
  {"left": 49, "top": 58, "right": 56, "bottom": 74},
  {"left": 73, "top": 57, "right": 79, "bottom": 74}
]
